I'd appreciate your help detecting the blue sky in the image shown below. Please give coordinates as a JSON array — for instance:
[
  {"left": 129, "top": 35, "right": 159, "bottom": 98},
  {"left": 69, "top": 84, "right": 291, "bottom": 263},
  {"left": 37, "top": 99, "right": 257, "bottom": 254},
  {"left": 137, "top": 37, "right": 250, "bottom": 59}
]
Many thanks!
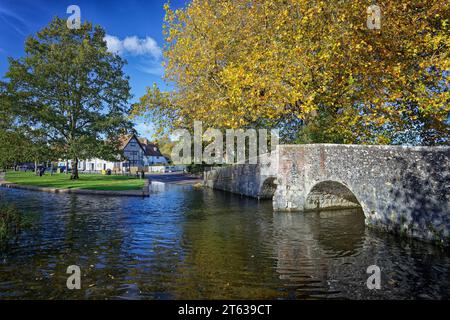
[{"left": 0, "top": 0, "right": 188, "bottom": 137}]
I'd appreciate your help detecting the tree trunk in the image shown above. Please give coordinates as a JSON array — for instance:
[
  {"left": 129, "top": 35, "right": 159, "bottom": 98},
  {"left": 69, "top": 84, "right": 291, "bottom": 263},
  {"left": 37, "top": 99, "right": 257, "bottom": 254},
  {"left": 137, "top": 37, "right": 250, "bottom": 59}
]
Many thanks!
[
  {"left": 65, "top": 160, "right": 69, "bottom": 175},
  {"left": 70, "top": 158, "right": 79, "bottom": 180},
  {"left": 35, "top": 160, "right": 39, "bottom": 175}
]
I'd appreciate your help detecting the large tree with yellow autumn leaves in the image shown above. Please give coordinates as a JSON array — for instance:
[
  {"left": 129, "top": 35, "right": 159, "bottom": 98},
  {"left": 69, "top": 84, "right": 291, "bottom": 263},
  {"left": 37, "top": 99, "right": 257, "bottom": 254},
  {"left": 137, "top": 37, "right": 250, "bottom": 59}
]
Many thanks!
[{"left": 134, "top": 0, "right": 449, "bottom": 145}]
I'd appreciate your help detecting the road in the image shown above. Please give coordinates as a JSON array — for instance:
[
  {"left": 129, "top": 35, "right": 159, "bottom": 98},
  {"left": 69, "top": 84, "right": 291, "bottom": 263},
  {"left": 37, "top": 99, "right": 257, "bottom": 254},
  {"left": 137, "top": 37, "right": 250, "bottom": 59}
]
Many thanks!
[{"left": 148, "top": 173, "right": 203, "bottom": 185}]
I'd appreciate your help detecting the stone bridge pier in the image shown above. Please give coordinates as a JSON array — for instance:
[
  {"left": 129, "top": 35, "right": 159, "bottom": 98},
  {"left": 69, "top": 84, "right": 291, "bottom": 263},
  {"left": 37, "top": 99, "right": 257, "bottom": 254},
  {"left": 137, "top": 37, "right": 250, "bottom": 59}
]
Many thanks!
[{"left": 204, "top": 144, "right": 449, "bottom": 244}]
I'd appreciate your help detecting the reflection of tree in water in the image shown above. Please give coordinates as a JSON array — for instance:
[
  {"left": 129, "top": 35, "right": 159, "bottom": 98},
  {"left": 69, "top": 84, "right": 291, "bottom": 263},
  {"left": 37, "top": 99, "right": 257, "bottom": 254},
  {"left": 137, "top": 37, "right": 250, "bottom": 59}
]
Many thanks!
[
  {"left": 134, "top": 186, "right": 204, "bottom": 299},
  {"left": 272, "top": 209, "right": 365, "bottom": 299},
  {"left": 41, "top": 194, "right": 132, "bottom": 299},
  {"left": 0, "top": 191, "right": 134, "bottom": 299},
  {"left": 316, "top": 209, "right": 366, "bottom": 255},
  {"left": 171, "top": 191, "right": 280, "bottom": 299},
  {"left": 272, "top": 207, "right": 450, "bottom": 299},
  {"left": 324, "top": 228, "right": 450, "bottom": 300}
]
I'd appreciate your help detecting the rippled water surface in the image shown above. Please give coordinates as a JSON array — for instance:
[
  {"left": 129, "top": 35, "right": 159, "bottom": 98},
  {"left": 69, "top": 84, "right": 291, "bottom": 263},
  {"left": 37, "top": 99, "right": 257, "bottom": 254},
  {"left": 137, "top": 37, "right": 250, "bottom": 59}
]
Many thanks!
[{"left": 0, "top": 183, "right": 449, "bottom": 299}]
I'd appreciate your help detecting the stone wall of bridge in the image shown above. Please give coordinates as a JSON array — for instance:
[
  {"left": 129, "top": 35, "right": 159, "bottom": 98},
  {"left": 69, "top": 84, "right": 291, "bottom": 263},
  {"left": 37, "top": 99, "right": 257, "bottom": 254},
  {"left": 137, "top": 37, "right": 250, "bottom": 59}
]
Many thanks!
[
  {"left": 203, "top": 153, "right": 277, "bottom": 199},
  {"left": 273, "top": 144, "right": 449, "bottom": 244},
  {"left": 204, "top": 144, "right": 450, "bottom": 244}
]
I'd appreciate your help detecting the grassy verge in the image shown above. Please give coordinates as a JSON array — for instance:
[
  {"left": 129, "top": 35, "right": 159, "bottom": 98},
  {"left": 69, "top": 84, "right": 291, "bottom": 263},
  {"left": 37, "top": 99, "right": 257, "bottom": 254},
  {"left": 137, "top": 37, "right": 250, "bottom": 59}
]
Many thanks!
[{"left": 4, "top": 172, "right": 145, "bottom": 191}]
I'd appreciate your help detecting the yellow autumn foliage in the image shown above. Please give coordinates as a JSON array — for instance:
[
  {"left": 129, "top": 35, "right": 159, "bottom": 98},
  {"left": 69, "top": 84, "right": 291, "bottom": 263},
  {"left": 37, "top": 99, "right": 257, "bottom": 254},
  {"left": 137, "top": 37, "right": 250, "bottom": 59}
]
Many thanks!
[{"left": 133, "top": 0, "right": 449, "bottom": 145}]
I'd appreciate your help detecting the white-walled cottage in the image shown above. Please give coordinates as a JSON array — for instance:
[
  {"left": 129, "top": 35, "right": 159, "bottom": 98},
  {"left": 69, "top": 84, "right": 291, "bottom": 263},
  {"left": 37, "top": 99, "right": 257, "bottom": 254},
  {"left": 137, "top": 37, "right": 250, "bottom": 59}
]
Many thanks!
[{"left": 59, "top": 134, "right": 168, "bottom": 173}]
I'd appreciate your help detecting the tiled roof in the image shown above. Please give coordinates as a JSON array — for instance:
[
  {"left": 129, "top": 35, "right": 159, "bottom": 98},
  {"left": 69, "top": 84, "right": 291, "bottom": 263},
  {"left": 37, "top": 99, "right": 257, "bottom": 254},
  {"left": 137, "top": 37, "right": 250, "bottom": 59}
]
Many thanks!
[
  {"left": 142, "top": 142, "right": 164, "bottom": 157},
  {"left": 118, "top": 134, "right": 163, "bottom": 157}
]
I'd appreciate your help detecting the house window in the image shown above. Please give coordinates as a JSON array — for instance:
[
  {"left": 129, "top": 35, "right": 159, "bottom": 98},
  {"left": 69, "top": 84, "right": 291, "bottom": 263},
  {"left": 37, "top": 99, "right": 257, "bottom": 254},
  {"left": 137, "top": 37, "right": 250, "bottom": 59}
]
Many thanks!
[{"left": 129, "top": 141, "right": 136, "bottom": 147}]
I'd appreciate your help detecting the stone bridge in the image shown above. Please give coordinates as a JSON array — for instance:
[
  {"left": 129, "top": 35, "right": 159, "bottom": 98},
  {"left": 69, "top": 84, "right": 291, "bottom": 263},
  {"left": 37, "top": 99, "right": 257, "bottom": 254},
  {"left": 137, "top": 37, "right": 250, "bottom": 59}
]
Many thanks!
[{"left": 204, "top": 144, "right": 449, "bottom": 244}]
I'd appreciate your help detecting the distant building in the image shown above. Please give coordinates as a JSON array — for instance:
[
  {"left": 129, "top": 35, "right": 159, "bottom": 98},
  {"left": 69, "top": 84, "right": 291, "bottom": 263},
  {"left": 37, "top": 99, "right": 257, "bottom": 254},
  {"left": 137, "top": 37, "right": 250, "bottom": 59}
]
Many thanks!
[
  {"left": 59, "top": 134, "right": 168, "bottom": 172},
  {"left": 138, "top": 138, "right": 169, "bottom": 166}
]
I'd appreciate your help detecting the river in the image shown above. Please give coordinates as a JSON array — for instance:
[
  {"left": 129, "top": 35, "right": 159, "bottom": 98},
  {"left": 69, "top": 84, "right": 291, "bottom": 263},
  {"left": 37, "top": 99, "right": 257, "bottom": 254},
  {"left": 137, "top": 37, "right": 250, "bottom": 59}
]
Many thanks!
[{"left": 0, "top": 182, "right": 449, "bottom": 299}]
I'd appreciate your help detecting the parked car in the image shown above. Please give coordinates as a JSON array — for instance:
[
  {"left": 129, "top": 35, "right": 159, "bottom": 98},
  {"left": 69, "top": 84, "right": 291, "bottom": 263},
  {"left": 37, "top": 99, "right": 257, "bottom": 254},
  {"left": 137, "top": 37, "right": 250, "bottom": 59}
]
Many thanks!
[{"left": 18, "top": 164, "right": 35, "bottom": 171}]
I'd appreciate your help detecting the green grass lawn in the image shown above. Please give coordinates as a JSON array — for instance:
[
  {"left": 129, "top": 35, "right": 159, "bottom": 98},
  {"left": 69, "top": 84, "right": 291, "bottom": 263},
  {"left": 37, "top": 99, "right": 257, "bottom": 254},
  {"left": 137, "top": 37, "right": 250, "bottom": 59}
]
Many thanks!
[{"left": 4, "top": 172, "right": 145, "bottom": 191}]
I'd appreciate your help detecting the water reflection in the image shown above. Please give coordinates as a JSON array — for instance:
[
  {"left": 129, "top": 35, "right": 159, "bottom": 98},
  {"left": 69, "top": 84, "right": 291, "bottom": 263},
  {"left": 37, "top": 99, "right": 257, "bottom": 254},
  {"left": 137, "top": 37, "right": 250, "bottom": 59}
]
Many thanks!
[
  {"left": 149, "top": 181, "right": 166, "bottom": 193},
  {"left": 272, "top": 209, "right": 365, "bottom": 298},
  {"left": 0, "top": 184, "right": 449, "bottom": 300}
]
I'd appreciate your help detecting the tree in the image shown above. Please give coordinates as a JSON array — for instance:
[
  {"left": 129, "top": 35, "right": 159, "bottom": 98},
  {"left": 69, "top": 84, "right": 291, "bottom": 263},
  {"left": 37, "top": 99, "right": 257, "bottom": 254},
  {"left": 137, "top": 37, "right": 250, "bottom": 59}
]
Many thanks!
[
  {"left": 1, "top": 85, "right": 56, "bottom": 172},
  {"left": 154, "top": 135, "right": 176, "bottom": 162},
  {"left": 0, "top": 130, "right": 27, "bottom": 170},
  {"left": 133, "top": 0, "right": 449, "bottom": 145},
  {"left": 0, "top": 87, "right": 28, "bottom": 170},
  {"left": 4, "top": 18, "right": 133, "bottom": 179}
]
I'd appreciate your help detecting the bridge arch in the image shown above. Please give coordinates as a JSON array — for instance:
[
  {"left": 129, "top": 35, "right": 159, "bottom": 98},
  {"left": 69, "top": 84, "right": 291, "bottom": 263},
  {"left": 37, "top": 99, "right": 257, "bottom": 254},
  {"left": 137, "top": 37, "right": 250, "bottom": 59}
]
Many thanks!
[
  {"left": 304, "top": 180, "right": 365, "bottom": 216},
  {"left": 259, "top": 177, "right": 277, "bottom": 199}
]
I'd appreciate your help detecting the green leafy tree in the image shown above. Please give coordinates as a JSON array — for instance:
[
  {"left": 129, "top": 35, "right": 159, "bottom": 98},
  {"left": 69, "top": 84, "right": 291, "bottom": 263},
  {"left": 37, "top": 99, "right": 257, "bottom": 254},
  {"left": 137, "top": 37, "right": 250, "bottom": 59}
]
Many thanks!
[
  {"left": 1, "top": 88, "right": 55, "bottom": 172},
  {"left": 4, "top": 18, "right": 133, "bottom": 179},
  {"left": 0, "top": 87, "right": 29, "bottom": 170}
]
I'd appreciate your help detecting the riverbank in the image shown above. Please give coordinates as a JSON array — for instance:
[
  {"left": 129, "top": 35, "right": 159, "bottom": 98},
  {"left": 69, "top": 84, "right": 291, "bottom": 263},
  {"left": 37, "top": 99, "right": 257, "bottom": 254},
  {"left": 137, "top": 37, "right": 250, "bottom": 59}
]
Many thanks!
[{"left": 0, "top": 172, "right": 149, "bottom": 197}]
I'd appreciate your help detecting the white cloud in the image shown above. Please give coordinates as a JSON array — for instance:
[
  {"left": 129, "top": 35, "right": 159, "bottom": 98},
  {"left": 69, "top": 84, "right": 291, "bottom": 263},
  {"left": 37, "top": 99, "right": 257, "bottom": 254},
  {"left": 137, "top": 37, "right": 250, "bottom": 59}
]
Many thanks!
[
  {"left": 104, "top": 34, "right": 162, "bottom": 59},
  {"left": 104, "top": 34, "right": 165, "bottom": 76},
  {"left": 136, "top": 64, "right": 165, "bottom": 76},
  {"left": 104, "top": 35, "right": 123, "bottom": 54}
]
